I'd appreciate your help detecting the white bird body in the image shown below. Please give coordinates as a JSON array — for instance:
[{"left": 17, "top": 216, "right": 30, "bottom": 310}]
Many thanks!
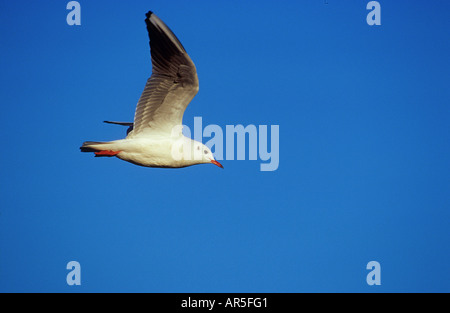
[
  {"left": 80, "top": 11, "right": 223, "bottom": 169},
  {"left": 85, "top": 136, "right": 209, "bottom": 168}
]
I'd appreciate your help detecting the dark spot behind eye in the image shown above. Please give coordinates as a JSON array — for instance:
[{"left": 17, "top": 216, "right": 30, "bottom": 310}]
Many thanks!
[{"left": 197, "top": 146, "right": 200, "bottom": 150}]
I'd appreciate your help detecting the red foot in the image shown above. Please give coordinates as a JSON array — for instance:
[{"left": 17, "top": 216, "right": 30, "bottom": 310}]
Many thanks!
[{"left": 94, "top": 150, "right": 121, "bottom": 157}]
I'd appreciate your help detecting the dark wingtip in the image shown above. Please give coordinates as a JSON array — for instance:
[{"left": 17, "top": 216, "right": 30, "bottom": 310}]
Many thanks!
[
  {"left": 145, "top": 11, "right": 153, "bottom": 19},
  {"left": 80, "top": 146, "right": 96, "bottom": 153}
]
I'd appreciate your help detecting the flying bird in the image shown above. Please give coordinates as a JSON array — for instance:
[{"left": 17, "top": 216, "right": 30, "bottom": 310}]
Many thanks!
[{"left": 80, "top": 11, "right": 223, "bottom": 169}]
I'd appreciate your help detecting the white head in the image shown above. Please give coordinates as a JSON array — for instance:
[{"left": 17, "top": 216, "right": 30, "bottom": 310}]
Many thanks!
[
  {"left": 171, "top": 138, "right": 223, "bottom": 168},
  {"left": 192, "top": 141, "right": 223, "bottom": 168}
]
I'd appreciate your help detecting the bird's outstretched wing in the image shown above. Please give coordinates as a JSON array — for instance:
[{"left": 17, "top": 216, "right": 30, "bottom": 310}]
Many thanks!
[{"left": 129, "top": 11, "right": 199, "bottom": 137}]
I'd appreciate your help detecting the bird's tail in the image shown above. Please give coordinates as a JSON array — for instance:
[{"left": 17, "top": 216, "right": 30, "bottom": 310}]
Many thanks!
[
  {"left": 80, "top": 141, "right": 107, "bottom": 152},
  {"left": 80, "top": 141, "right": 121, "bottom": 157}
]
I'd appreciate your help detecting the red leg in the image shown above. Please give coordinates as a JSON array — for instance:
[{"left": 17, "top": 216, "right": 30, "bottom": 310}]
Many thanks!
[{"left": 94, "top": 150, "right": 121, "bottom": 157}]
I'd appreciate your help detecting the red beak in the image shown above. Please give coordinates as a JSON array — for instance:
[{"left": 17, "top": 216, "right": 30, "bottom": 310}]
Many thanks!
[{"left": 211, "top": 159, "right": 224, "bottom": 168}]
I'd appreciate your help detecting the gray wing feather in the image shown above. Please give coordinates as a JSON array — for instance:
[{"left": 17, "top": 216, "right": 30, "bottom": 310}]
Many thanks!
[{"left": 130, "top": 11, "right": 199, "bottom": 137}]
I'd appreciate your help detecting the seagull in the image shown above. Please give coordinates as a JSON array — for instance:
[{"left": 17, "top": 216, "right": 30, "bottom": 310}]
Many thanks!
[{"left": 80, "top": 11, "right": 223, "bottom": 169}]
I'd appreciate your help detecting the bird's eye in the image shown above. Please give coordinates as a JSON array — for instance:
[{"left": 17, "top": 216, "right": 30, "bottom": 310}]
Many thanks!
[{"left": 204, "top": 150, "right": 208, "bottom": 154}]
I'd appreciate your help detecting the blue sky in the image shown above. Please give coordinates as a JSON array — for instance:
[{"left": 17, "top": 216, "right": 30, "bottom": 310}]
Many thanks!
[{"left": 0, "top": 0, "right": 449, "bottom": 292}]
